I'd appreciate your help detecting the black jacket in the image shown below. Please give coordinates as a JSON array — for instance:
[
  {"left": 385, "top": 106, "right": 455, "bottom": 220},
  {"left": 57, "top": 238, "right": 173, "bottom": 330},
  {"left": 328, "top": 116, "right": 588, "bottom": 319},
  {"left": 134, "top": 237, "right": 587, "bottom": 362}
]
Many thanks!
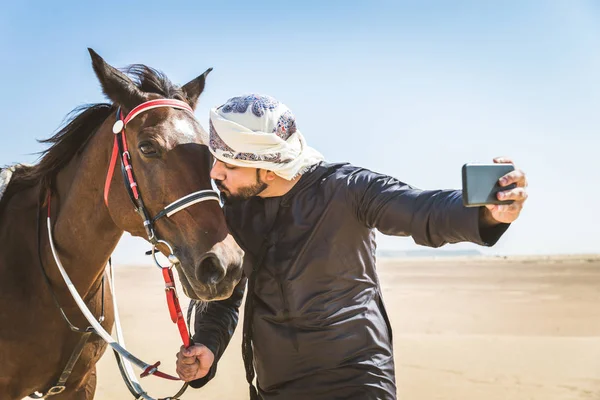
[{"left": 191, "top": 162, "right": 508, "bottom": 399}]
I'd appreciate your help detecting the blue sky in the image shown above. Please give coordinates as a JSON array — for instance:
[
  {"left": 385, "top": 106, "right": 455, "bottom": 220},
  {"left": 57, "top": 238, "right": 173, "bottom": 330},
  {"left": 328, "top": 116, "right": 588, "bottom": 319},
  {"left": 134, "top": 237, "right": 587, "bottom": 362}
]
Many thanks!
[{"left": 1, "top": 1, "right": 598, "bottom": 264}]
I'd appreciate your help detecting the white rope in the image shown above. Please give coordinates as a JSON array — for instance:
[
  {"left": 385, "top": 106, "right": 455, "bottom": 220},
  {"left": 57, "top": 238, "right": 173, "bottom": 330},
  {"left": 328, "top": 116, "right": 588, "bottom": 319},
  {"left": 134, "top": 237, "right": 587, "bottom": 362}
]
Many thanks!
[
  {"left": 108, "top": 262, "right": 152, "bottom": 399},
  {"left": 46, "top": 217, "right": 161, "bottom": 377}
]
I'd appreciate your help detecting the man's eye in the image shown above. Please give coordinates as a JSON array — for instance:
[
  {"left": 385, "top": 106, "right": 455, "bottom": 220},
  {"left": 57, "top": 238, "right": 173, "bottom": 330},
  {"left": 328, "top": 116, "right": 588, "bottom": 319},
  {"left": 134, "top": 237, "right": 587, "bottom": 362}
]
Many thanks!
[{"left": 138, "top": 142, "right": 157, "bottom": 156}]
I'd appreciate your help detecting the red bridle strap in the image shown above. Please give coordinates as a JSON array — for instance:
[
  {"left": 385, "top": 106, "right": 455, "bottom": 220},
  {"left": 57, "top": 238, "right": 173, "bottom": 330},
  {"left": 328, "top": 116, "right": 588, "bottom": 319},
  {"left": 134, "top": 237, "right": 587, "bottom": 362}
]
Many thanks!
[
  {"left": 162, "top": 267, "right": 191, "bottom": 348},
  {"left": 123, "top": 99, "right": 193, "bottom": 125},
  {"left": 103, "top": 136, "right": 120, "bottom": 206},
  {"left": 103, "top": 99, "right": 194, "bottom": 208}
]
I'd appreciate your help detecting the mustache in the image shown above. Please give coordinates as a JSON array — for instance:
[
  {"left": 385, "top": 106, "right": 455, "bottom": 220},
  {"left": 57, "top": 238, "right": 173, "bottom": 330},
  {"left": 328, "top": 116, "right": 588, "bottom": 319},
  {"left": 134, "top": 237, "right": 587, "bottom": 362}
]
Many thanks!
[
  {"left": 214, "top": 180, "right": 229, "bottom": 192},
  {"left": 214, "top": 181, "right": 230, "bottom": 204}
]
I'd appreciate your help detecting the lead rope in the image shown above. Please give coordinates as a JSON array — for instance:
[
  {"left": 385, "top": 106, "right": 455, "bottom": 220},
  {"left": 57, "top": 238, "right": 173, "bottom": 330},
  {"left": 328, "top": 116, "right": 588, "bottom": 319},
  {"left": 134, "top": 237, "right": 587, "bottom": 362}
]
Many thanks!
[{"left": 108, "top": 258, "right": 190, "bottom": 400}]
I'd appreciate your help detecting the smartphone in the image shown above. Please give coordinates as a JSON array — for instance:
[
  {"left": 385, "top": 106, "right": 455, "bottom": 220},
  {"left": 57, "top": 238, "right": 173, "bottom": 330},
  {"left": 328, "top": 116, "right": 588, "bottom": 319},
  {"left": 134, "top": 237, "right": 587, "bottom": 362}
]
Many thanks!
[{"left": 462, "top": 163, "right": 516, "bottom": 207}]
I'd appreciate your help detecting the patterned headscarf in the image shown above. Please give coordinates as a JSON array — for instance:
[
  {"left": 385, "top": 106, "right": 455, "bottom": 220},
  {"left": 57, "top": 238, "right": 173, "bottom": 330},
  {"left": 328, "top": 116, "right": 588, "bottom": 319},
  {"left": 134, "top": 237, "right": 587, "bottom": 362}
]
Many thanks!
[{"left": 208, "top": 94, "right": 324, "bottom": 180}]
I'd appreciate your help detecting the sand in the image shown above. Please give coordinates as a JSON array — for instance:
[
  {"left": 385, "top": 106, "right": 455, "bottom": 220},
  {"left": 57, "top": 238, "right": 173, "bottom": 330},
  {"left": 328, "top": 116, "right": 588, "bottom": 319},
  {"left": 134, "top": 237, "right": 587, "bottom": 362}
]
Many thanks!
[{"left": 94, "top": 255, "right": 600, "bottom": 399}]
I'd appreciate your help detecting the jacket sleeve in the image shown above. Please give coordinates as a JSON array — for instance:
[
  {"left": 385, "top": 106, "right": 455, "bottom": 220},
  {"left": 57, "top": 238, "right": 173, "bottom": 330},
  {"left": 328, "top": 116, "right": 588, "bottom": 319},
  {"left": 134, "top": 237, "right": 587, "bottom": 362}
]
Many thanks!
[
  {"left": 345, "top": 168, "right": 509, "bottom": 247},
  {"left": 189, "top": 275, "right": 247, "bottom": 389}
]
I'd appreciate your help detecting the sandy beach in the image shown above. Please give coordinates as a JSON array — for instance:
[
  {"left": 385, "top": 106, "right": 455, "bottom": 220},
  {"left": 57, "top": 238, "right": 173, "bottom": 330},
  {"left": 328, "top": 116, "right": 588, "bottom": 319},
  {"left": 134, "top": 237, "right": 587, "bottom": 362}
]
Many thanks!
[{"left": 94, "top": 255, "right": 600, "bottom": 400}]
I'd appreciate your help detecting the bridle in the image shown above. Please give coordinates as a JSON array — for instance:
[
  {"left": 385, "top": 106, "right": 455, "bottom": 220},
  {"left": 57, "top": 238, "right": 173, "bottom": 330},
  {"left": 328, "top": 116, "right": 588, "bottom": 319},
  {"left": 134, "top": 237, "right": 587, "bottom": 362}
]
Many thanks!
[
  {"left": 37, "top": 99, "right": 220, "bottom": 399},
  {"left": 104, "top": 98, "right": 220, "bottom": 245}
]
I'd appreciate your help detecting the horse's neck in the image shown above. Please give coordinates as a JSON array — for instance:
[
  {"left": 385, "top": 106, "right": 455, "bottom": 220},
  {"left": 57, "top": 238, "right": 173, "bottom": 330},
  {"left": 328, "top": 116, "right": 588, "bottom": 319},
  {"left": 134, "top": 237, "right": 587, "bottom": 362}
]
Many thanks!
[{"left": 42, "top": 129, "right": 123, "bottom": 299}]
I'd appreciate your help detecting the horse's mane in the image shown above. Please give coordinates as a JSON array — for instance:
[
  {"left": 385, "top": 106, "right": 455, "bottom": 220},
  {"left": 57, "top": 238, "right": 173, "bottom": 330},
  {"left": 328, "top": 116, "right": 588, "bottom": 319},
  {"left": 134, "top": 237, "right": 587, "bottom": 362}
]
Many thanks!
[{"left": 1, "top": 65, "right": 187, "bottom": 208}]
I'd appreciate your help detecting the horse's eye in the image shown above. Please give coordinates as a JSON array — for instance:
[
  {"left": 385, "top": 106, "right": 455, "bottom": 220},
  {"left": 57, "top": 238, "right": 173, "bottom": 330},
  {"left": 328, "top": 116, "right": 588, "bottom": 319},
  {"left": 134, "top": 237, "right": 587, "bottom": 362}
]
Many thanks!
[{"left": 138, "top": 142, "right": 157, "bottom": 156}]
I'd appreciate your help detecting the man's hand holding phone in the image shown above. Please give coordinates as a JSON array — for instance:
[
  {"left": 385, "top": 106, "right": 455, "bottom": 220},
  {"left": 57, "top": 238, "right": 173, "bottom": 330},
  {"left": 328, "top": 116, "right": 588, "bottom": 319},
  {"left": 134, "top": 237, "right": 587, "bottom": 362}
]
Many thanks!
[{"left": 462, "top": 157, "right": 528, "bottom": 225}]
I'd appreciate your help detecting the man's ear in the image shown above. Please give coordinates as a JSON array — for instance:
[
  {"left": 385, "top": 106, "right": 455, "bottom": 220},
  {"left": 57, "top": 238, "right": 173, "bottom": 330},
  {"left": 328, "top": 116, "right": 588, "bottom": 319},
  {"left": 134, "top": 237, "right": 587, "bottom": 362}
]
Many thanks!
[{"left": 264, "top": 170, "right": 277, "bottom": 182}]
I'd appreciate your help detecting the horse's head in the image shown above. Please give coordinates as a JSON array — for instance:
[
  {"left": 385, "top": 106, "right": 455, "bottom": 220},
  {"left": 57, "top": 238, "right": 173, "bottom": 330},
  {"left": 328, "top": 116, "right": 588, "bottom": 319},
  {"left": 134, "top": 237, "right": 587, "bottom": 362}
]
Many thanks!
[{"left": 89, "top": 49, "right": 243, "bottom": 301}]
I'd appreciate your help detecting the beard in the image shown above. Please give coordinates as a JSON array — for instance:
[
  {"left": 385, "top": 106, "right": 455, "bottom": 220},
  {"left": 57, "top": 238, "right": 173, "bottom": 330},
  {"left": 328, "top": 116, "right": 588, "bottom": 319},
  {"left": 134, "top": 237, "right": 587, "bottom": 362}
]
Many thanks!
[{"left": 215, "top": 170, "right": 268, "bottom": 204}]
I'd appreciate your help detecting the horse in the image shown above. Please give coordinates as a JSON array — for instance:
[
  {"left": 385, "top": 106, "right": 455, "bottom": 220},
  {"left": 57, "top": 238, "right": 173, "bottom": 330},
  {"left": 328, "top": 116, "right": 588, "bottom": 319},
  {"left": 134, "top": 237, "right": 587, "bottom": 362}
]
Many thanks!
[{"left": 0, "top": 49, "right": 244, "bottom": 399}]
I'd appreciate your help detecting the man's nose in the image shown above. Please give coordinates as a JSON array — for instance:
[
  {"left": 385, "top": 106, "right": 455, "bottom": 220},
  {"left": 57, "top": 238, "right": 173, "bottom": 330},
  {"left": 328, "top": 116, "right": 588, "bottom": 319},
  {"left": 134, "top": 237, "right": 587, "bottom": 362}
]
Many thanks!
[{"left": 210, "top": 162, "right": 224, "bottom": 181}]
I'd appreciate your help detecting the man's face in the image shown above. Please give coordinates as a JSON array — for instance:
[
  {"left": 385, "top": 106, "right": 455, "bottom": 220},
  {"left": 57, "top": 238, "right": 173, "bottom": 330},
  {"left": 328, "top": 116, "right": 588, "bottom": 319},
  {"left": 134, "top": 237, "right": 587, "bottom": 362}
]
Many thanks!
[{"left": 210, "top": 160, "right": 268, "bottom": 203}]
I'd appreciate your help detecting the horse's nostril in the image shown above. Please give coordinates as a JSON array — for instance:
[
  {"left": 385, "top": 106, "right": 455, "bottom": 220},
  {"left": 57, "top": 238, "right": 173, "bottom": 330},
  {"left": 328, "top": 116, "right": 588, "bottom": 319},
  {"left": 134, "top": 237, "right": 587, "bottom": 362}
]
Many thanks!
[{"left": 196, "top": 253, "right": 226, "bottom": 285}]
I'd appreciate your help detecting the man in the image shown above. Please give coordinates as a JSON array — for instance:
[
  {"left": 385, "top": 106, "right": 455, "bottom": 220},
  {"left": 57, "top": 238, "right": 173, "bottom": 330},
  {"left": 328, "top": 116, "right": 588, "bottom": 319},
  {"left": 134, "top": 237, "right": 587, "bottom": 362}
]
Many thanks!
[{"left": 175, "top": 94, "right": 528, "bottom": 399}]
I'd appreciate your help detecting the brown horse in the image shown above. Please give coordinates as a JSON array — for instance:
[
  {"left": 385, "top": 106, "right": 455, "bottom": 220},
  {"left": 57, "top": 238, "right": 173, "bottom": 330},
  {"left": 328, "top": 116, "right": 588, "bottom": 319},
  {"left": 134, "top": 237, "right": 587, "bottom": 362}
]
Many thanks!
[{"left": 0, "top": 49, "right": 243, "bottom": 399}]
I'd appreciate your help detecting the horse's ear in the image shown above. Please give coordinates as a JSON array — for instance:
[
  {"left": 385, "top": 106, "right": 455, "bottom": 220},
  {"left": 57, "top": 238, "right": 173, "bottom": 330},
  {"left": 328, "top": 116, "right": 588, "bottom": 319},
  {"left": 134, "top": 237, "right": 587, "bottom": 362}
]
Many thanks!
[
  {"left": 181, "top": 68, "right": 213, "bottom": 110},
  {"left": 88, "top": 48, "right": 146, "bottom": 110}
]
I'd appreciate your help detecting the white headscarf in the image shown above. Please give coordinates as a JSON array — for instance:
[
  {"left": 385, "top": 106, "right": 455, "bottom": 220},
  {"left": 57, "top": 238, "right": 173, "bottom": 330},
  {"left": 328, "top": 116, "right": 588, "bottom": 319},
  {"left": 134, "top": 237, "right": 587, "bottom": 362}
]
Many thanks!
[{"left": 208, "top": 94, "right": 323, "bottom": 180}]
